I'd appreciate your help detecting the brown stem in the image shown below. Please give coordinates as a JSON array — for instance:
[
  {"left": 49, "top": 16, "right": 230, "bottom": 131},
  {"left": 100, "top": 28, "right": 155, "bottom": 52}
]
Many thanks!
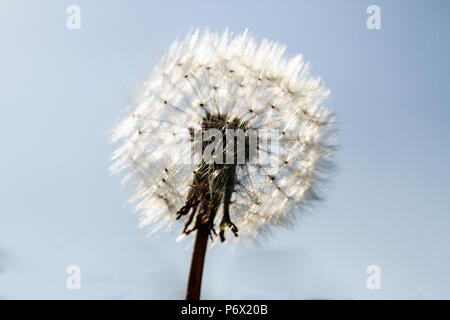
[{"left": 185, "top": 213, "right": 209, "bottom": 300}]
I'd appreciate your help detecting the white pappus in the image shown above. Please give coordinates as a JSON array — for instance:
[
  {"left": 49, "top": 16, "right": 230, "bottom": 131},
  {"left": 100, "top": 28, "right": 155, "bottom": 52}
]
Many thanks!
[{"left": 110, "top": 29, "right": 336, "bottom": 242}]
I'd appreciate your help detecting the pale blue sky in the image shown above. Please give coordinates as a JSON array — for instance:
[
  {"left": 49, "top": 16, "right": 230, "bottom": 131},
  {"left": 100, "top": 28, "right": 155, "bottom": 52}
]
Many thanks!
[{"left": 0, "top": 0, "right": 449, "bottom": 299}]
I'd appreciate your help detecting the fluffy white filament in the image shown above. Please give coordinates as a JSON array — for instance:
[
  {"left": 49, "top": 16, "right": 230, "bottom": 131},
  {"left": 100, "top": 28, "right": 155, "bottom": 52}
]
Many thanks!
[{"left": 110, "top": 29, "right": 336, "bottom": 240}]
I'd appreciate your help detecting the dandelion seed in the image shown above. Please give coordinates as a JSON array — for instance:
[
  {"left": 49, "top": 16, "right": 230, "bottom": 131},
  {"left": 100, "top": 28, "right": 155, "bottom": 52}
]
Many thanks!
[{"left": 110, "top": 29, "right": 336, "bottom": 299}]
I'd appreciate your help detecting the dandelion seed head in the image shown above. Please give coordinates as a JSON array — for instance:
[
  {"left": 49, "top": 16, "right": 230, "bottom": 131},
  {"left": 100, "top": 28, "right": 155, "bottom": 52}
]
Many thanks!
[{"left": 111, "top": 29, "right": 336, "bottom": 241}]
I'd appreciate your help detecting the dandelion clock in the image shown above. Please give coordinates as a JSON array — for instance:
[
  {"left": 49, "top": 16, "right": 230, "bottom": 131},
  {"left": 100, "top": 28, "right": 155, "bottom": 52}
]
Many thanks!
[{"left": 110, "top": 29, "right": 336, "bottom": 299}]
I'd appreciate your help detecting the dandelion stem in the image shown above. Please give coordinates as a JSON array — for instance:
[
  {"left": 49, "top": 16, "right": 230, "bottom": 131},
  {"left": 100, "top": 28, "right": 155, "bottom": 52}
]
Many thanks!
[{"left": 186, "top": 210, "right": 209, "bottom": 300}]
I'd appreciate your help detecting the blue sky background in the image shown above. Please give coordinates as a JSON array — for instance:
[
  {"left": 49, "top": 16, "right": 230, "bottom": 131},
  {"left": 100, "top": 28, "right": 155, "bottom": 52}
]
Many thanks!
[{"left": 0, "top": 0, "right": 449, "bottom": 299}]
